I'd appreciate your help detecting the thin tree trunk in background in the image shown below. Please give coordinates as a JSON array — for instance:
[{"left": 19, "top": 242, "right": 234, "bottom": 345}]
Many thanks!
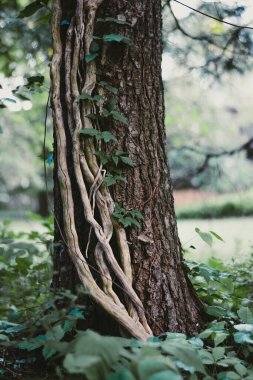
[{"left": 51, "top": 0, "right": 204, "bottom": 336}]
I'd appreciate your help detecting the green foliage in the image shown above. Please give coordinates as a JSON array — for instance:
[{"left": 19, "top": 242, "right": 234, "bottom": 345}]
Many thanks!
[
  {"left": 97, "top": 17, "right": 132, "bottom": 26},
  {"left": 18, "top": 0, "right": 50, "bottom": 19},
  {"left": 176, "top": 191, "right": 253, "bottom": 219},
  {"left": 0, "top": 217, "right": 53, "bottom": 322},
  {"left": 195, "top": 228, "right": 224, "bottom": 248},
  {"left": 85, "top": 53, "right": 99, "bottom": 63},
  {"left": 0, "top": 221, "right": 253, "bottom": 379},
  {"left": 113, "top": 203, "right": 144, "bottom": 228},
  {"left": 80, "top": 128, "right": 118, "bottom": 143}
]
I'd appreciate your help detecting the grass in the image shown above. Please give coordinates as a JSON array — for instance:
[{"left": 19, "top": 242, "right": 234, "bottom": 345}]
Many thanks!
[
  {"left": 178, "top": 217, "right": 253, "bottom": 264},
  {"left": 176, "top": 190, "right": 253, "bottom": 219}
]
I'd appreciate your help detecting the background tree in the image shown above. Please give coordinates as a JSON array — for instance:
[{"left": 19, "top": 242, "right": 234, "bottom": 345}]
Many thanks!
[{"left": 51, "top": 0, "right": 203, "bottom": 339}]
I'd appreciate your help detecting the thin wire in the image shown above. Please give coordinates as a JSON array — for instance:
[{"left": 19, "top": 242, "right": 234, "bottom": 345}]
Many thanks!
[{"left": 172, "top": 0, "right": 253, "bottom": 30}]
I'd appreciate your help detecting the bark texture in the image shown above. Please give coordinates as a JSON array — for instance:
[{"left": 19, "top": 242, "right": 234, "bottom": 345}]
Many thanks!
[{"left": 52, "top": 0, "right": 204, "bottom": 337}]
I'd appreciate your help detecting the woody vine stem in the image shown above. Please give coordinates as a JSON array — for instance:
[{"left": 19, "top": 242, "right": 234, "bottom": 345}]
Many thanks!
[{"left": 51, "top": 0, "right": 152, "bottom": 339}]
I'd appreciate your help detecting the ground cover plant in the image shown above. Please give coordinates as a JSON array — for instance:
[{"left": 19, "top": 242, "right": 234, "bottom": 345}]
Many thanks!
[{"left": 0, "top": 220, "right": 253, "bottom": 379}]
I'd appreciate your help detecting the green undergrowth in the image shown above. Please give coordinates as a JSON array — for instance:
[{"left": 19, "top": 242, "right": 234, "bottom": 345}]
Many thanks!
[
  {"left": 0, "top": 218, "right": 253, "bottom": 379},
  {"left": 176, "top": 191, "right": 253, "bottom": 219}
]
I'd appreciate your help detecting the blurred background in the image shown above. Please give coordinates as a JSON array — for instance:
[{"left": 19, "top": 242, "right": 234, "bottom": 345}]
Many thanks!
[{"left": 1, "top": 0, "right": 253, "bottom": 265}]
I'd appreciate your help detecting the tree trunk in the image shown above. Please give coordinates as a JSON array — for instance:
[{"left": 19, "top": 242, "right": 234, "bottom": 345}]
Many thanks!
[{"left": 51, "top": 0, "right": 203, "bottom": 338}]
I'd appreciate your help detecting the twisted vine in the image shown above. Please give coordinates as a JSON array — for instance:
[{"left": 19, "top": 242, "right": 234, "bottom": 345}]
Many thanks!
[{"left": 51, "top": 0, "right": 152, "bottom": 339}]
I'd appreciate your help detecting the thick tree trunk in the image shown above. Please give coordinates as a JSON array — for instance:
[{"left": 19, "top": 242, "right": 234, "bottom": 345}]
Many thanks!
[{"left": 51, "top": 0, "right": 203, "bottom": 337}]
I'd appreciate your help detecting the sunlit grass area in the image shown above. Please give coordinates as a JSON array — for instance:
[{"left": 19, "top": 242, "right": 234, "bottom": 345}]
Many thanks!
[{"left": 179, "top": 217, "right": 253, "bottom": 263}]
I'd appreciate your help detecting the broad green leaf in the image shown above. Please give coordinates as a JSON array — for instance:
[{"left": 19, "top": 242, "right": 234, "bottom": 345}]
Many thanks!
[
  {"left": 120, "top": 156, "right": 133, "bottom": 166},
  {"left": 18, "top": 341, "right": 39, "bottom": 351},
  {"left": 99, "top": 81, "right": 118, "bottom": 94},
  {"left": 234, "top": 332, "right": 253, "bottom": 344},
  {"left": 106, "top": 99, "right": 117, "bottom": 111},
  {"left": 0, "top": 334, "right": 9, "bottom": 341},
  {"left": 69, "top": 308, "right": 85, "bottom": 319},
  {"left": 90, "top": 41, "right": 100, "bottom": 53},
  {"left": 234, "top": 324, "right": 253, "bottom": 332},
  {"left": 214, "top": 333, "right": 228, "bottom": 346},
  {"left": 198, "top": 350, "right": 214, "bottom": 365},
  {"left": 77, "top": 93, "right": 102, "bottom": 101},
  {"left": 43, "top": 346, "right": 57, "bottom": 359},
  {"left": 161, "top": 342, "right": 206, "bottom": 374},
  {"left": 212, "top": 347, "right": 225, "bottom": 362},
  {"left": 64, "top": 354, "right": 102, "bottom": 376},
  {"left": 103, "top": 34, "right": 132, "bottom": 44},
  {"left": 195, "top": 228, "right": 213, "bottom": 247},
  {"left": 221, "top": 371, "right": 240, "bottom": 380},
  {"left": 130, "top": 210, "right": 144, "bottom": 219},
  {"left": 101, "top": 131, "right": 118, "bottom": 143},
  {"left": 137, "top": 357, "right": 178, "bottom": 380},
  {"left": 112, "top": 156, "right": 119, "bottom": 166},
  {"left": 188, "top": 337, "right": 204, "bottom": 349},
  {"left": 85, "top": 53, "right": 99, "bottom": 63},
  {"left": 104, "top": 175, "right": 117, "bottom": 186},
  {"left": 198, "top": 329, "right": 212, "bottom": 339},
  {"left": 147, "top": 371, "right": 182, "bottom": 380},
  {"left": 80, "top": 128, "right": 100, "bottom": 137},
  {"left": 238, "top": 307, "right": 253, "bottom": 323},
  {"left": 205, "top": 306, "right": 227, "bottom": 318},
  {"left": 97, "top": 17, "right": 132, "bottom": 26},
  {"left": 235, "top": 363, "right": 247, "bottom": 376},
  {"left": 46, "top": 324, "right": 65, "bottom": 342},
  {"left": 111, "top": 111, "right": 128, "bottom": 125},
  {"left": 107, "top": 369, "right": 136, "bottom": 380}
]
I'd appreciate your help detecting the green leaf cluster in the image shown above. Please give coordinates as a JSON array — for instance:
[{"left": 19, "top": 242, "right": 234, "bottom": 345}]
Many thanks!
[{"left": 113, "top": 203, "right": 144, "bottom": 228}]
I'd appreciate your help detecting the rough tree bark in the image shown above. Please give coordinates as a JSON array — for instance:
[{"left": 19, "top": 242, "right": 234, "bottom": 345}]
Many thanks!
[{"left": 51, "top": 0, "right": 203, "bottom": 338}]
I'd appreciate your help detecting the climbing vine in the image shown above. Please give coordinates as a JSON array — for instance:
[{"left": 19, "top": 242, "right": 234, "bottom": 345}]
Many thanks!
[{"left": 51, "top": 0, "right": 151, "bottom": 339}]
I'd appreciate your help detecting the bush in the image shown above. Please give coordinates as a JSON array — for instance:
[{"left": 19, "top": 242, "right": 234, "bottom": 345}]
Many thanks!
[
  {"left": 0, "top": 220, "right": 253, "bottom": 379},
  {"left": 176, "top": 191, "right": 253, "bottom": 219}
]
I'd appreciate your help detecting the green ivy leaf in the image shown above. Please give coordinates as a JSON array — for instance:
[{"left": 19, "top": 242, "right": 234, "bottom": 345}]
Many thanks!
[
  {"left": 130, "top": 210, "right": 144, "bottom": 219},
  {"left": 77, "top": 93, "right": 102, "bottom": 101},
  {"left": 90, "top": 41, "right": 100, "bottom": 53},
  {"left": 205, "top": 306, "right": 228, "bottom": 318},
  {"left": 106, "top": 99, "right": 117, "bottom": 112},
  {"left": 97, "top": 17, "right": 132, "bottom": 26},
  {"left": 111, "top": 111, "right": 128, "bottom": 125},
  {"left": 112, "top": 156, "right": 119, "bottom": 166},
  {"left": 212, "top": 347, "right": 225, "bottom": 362},
  {"left": 234, "top": 324, "right": 253, "bottom": 332},
  {"left": 103, "top": 34, "right": 132, "bottom": 44},
  {"left": 80, "top": 128, "right": 100, "bottom": 137},
  {"left": 99, "top": 81, "right": 118, "bottom": 94},
  {"left": 237, "top": 307, "right": 253, "bottom": 323},
  {"left": 85, "top": 53, "right": 99, "bottom": 63},
  {"left": 104, "top": 175, "right": 117, "bottom": 186},
  {"left": 101, "top": 131, "right": 118, "bottom": 143},
  {"left": 120, "top": 156, "right": 133, "bottom": 166},
  {"left": 234, "top": 332, "right": 253, "bottom": 344}
]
